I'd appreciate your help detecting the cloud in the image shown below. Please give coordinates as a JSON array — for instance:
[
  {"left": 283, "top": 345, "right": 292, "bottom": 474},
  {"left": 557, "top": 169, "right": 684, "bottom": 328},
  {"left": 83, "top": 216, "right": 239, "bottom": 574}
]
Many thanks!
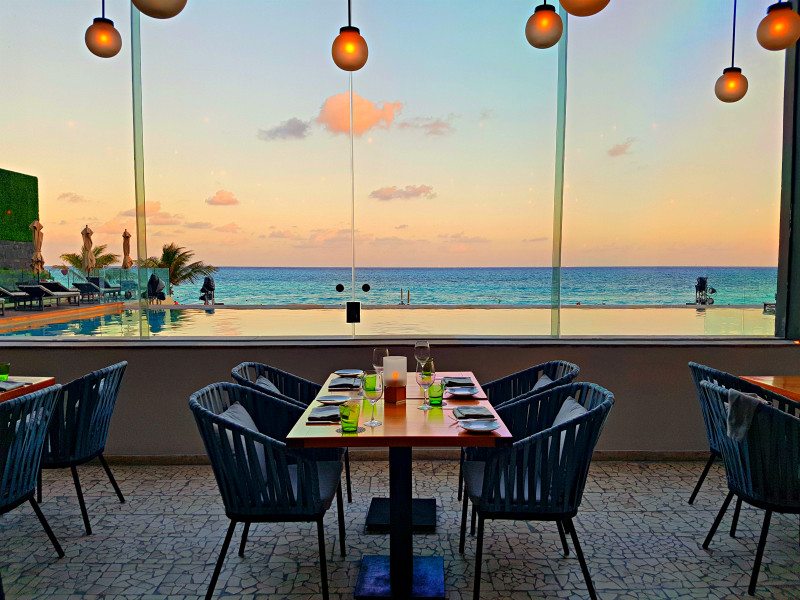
[
  {"left": 57, "top": 192, "right": 86, "bottom": 204},
  {"left": 214, "top": 222, "right": 241, "bottom": 233},
  {"left": 607, "top": 137, "right": 636, "bottom": 157},
  {"left": 206, "top": 190, "right": 239, "bottom": 206},
  {"left": 395, "top": 224, "right": 408, "bottom": 230},
  {"left": 119, "top": 201, "right": 159, "bottom": 218},
  {"left": 523, "top": 236, "right": 548, "bottom": 243},
  {"left": 118, "top": 201, "right": 181, "bottom": 226},
  {"left": 399, "top": 116, "right": 454, "bottom": 136},
  {"left": 438, "top": 232, "right": 489, "bottom": 244},
  {"left": 269, "top": 229, "right": 302, "bottom": 240},
  {"left": 185, "top": 221, "right": 213, "bottom": 229},
  {"left": 316, "top": 92, "right": 403, "bottom": 136},
  {"left": 369, "top": 185, "right": 436, "bottom": 201},
  {"left": 257, "top": 118, "right": 311, "bottom": 141}
]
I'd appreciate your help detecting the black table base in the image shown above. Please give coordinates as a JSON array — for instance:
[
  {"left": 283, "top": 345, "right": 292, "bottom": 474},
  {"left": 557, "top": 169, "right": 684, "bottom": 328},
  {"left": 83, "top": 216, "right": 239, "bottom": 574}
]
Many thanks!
[
  {"left": 354, "top": 555, "right": 445, "bottom": 599},
  {"left": 365, "top": 497, "right": 437, "bottom": 534}
]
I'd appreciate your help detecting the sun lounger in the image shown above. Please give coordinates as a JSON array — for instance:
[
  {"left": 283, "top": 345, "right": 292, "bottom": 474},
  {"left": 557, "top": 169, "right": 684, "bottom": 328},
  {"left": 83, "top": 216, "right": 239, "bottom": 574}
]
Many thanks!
[
  {"left": 0, "top": 286, "right": 36, "bottom": 311},
  {"left": 74, "top": 281, "right": 102, "bottom": 303},
  {"left": 18, "top": 284, "right": 80, "bottom": 309},
  {"left": 88, "top": 277, "right": 122, "bottom": 298},
  {"left": 40, "top": 281, "right": 81, "bottom": 305}
]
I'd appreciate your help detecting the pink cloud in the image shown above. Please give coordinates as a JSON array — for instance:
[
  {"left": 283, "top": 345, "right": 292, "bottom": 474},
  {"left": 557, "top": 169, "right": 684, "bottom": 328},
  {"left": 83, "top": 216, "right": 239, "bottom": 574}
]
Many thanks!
[
  {"left": 316, "top": 93, "right": 403, "bottom": 136},
  {"left": 608, "top": 138, "right": 636, "bottom": 157},
  {"left": 214, "top": 222, "right": 241, "bottom": 233},
  {"left": 399, "top": 117, "right": 454, "bottom": 136},
  {"left": 369, "top": 185, "right": 436, "bottom": 201},
  {"left": 206, "top": 190, "right": 239, "bottom": 206}
]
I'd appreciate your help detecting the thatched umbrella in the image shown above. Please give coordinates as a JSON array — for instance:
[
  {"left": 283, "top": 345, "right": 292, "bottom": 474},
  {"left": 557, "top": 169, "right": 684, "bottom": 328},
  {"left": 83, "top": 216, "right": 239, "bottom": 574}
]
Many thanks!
[
  {"left": 121, "top": 229, "right": 134, "bottom": 269},
  {"left": 81, "top": 225, "right": 96, "bottom": 274},
  {"left": 30, "top": 220, "right": 45, "bottom": 279}
]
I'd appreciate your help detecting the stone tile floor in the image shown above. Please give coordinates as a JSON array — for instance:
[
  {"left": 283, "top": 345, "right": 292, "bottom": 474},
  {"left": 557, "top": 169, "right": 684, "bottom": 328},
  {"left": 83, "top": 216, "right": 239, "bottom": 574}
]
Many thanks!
[{"left": 1, "top": 460, "right": 799, "bottom": 599}]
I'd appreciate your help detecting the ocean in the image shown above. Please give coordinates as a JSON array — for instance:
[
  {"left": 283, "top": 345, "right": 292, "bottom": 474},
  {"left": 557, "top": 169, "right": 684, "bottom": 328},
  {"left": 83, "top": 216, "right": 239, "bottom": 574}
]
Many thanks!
[{"left": 168, "top": 266, "right": 778, "bottom": 307}]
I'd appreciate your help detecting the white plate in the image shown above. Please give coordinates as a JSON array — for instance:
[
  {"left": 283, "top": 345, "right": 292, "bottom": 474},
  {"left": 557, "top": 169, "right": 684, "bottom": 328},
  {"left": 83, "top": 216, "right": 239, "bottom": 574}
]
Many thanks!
[
  {"left": 447, "top": 386, "right": 480, "bottom": 397},
  {"left": 334, "top": 369, "right": 364, "bottom": 377},
  {"left": 317, "top": 395, "right": 350, "bottom": 405},
  {"left": 459, "top": 419, "right": 500, "bottom": 433}
]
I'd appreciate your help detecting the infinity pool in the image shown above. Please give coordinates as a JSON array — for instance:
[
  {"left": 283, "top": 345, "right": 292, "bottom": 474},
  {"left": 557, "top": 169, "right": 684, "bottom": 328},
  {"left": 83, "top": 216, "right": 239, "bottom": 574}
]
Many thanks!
[{"left": 0, "top": 306, "right": 776, "bottom": 338}]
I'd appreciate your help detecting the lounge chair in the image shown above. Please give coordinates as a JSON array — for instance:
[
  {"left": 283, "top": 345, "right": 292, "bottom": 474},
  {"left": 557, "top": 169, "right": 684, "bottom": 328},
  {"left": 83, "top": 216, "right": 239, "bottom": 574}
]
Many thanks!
[
  {"left": 0, "top": 286, "right": 35, "bottom": 310},
  {"left": 88, "top": 277, "right": 122, "bottom": 298},
  {"left": 74, "top": 281, "right": 102, "bottom": 303},
  {"left": 18, "top": 284, "right": 80, "bottom": 309},
  {"left": 40, "top": 281, "right": 80, "bottom": 305}
]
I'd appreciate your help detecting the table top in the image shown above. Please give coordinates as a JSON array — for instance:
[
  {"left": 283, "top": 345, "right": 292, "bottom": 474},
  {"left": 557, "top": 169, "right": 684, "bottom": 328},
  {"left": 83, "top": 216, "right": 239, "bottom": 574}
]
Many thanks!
[
  {"left": 287, "top": 371, "right": 511, "bottom": 449},
  {"left": 740, "top": 375, "right": 800, "bottom": 402},
  {"left": 0, "top": 376, "right": 57, "bottom": 403}
]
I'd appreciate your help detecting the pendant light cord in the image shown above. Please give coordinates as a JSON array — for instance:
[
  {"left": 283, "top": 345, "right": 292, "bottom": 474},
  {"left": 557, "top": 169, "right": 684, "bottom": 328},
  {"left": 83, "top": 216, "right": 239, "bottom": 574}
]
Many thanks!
[
  {"left": 348, "top": 0, "right": 352, "bottom": 27},
  {"left": 731, "top": 0, "right": 738, "bottom": 68}
]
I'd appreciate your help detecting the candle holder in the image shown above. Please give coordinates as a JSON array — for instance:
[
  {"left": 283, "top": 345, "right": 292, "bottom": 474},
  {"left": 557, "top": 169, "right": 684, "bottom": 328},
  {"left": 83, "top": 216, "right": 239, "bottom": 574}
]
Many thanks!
[{"left": 383, "top": 356, "right": 407, "bottom": 404}]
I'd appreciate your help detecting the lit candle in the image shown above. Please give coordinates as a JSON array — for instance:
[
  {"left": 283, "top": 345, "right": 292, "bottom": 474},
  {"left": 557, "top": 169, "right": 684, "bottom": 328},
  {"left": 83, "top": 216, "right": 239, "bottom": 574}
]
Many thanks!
[{"left": 383, "top": 356, "right": 407, "bottom": 387}]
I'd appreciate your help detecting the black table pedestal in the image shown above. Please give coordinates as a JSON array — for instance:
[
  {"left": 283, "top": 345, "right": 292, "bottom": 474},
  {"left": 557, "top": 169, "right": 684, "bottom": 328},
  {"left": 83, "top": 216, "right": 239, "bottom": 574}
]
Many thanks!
[{"left": 364, "top": 497, "right": 437, "bottom": 533}]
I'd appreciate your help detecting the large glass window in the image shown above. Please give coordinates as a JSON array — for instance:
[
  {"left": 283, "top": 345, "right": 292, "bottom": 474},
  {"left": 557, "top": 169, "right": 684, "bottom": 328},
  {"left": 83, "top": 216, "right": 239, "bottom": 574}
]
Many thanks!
[{"left": 0, "top": 1, "right": 787, "bottom": 339}]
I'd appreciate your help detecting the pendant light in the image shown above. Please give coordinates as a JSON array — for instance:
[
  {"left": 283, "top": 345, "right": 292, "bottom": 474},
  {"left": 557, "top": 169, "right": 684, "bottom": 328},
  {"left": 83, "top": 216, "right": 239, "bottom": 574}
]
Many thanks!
[
  {"left": 332, "top": 0, "right": 368, "bottom": 71},
  {"left": 757, "top": 2, "right": 800, "bottom": 51},
  {"left": 132, "top": 0, "right": 188, "bottom": 20},
  {"left": 85, "top": 0, "right": 122, "bottom": 58},
  {"left": 559, "top": 0, "right": 610, "bottom": 17},
  {"left": 716, "top": 0, "right": 748, "bottom": 103},
  {"left": 526, "top": 2, "right": 563, "bottom": 49}
]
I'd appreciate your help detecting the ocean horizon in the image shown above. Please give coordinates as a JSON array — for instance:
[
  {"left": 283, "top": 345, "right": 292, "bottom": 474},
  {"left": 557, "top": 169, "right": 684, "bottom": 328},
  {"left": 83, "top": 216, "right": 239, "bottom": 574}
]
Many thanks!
[{"left": 167, "top": 266, "right": 778, "bottom": 307}]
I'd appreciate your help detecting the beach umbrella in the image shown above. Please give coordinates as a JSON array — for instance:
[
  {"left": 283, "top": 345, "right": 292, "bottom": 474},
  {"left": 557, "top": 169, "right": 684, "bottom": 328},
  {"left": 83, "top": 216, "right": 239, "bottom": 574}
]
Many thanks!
[
  {"left": 121, "top": 229, "right": 134, "bottom": 269},
  {"left": 30, "top": 220, "right": 45, "bottom": 279},
  {"left": 81, "top": 224, "right": 96, "bottom": 274}
]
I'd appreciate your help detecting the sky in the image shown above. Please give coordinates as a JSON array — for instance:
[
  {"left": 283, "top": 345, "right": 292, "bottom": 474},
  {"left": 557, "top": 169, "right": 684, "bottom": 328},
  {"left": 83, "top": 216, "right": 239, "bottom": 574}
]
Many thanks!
[{"left": 0, "top": 0, "right": 786, "bottom": 269}]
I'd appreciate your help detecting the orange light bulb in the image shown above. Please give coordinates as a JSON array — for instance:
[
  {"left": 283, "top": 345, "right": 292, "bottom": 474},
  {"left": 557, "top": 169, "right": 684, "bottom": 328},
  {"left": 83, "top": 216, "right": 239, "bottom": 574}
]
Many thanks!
[
  {"left": 559, "top": 0, "right": 610, "bottom": 17},
  {"left": 715, "top": 67, "right": 748, "bottom": 103},
  {"left": 85, "top": 17, "right": 122, "bottom": 58},
  {"left": 332, "top": 26, "right": 368, "bottom": 71},
  {"left": 131, "top": 0, "right": 188, "bottom": 19},
  {"left": 526, "top": 4, "right": 564, "bottom": 49},
  {"left": 757, "top": 2, "right": 800, "bottom": 51}
]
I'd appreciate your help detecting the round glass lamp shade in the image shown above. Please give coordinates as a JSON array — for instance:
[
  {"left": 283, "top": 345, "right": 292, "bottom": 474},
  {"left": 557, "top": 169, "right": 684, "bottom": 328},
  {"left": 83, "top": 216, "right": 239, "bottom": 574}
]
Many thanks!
[
  {"left": 757, "top": 2, "right": 800, "bottom": 51},
  {"left": 559, "top": 0, "right": 610, "bottom": 17},
  {"left": 131, "top": 0, "right": 188, "bottom": 19},
  {"left": 526, "top": 5, "right": 563, "bottom": 49},
  {"left": 85, "top": 18, "right": 122, "bottom": 58},
  {"left": 332, "top": 26, "right": 368, "bottom": 71},
  {"left": 715, "top": 67, "right": 748, "bottom": 103}
]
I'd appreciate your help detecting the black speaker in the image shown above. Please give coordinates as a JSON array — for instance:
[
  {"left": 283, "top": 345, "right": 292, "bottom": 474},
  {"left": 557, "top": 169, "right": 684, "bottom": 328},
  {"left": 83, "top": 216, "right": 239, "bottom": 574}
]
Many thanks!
[{"left": 346, "top": 301, "right": 361, "bottom": 323}]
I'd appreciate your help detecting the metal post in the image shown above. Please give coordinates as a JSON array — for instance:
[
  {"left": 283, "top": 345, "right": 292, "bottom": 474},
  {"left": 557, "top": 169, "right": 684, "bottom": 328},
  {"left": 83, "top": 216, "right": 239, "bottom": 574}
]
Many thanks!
[
  {"left": 550, "top": 6, "right": 568, "bottom": 338},
  {"left": 130, "top": 6, "right": 149, "bottom": 337}
]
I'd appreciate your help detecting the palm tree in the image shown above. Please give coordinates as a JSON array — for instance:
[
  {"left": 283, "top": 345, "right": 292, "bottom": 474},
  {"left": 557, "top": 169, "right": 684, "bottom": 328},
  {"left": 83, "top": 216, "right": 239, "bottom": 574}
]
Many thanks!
[
  {"left": 143, "top": 243, "right": 216, "bottom": 286},
  {"left": 59, "top": 244, "right": 120, "bottom": 271}
]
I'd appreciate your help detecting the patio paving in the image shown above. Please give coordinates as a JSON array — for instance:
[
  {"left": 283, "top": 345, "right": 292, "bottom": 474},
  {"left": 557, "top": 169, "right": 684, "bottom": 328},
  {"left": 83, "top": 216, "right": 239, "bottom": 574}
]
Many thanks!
[{"left": 1, "top": 460, "right": 798, "bottom": 599}]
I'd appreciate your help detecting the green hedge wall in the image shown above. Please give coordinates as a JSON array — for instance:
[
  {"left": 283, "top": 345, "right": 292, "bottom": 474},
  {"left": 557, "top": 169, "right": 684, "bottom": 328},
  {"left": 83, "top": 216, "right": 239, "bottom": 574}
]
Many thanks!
[{"left": 0, "top": 168, "right": 39, "bottom": 242}]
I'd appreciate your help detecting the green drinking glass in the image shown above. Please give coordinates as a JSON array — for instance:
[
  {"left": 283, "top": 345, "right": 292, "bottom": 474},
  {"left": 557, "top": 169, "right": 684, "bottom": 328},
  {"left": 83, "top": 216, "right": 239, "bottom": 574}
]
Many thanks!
[
  {"left": 0, "top": 363, "right": 10, "bottom": 382},
  {"left": 428, "top": 381, "right": 444, "bottom": 407},
  {"left": 339, "top": 400, "right": 362, "bottom": 433}
]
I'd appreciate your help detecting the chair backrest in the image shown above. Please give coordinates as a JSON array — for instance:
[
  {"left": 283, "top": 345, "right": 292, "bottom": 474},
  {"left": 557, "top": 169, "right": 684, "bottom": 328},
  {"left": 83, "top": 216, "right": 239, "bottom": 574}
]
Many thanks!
[
  {"left": 189, "top": 382, "right": 323, "bottom": 518},
  {"left": 700, "top": 380, "right": 800, "bottom": 510},
  {"left": 0, "top": 385, "right": 62, "bottom": 512},
  {"left": 483, "top": 360, "right": 580, "bottom": 408},
  {"left": 688, "top": 362, "right": 799, "bottom": 454},
  {"left": 231, "top": 361, "right": 321, "bottom": 406},
  {"left": 480, "top": 382, "right": 614, "bottom": 516},
  {"left": 42, "top": 362, "right": 127, "bottom": 466}
]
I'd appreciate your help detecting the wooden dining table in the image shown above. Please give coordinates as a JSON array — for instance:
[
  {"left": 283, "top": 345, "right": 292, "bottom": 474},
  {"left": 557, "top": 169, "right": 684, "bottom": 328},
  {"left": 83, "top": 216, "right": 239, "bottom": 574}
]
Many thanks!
[
  {"left": 0, "top": 376, "right": 56, "bottom": 403},
  {"left": 740, "top": 375, "right": 800, "bottom": 402},
  {"left": 286, "top": 371, "right": 512, "bottom": 599}
]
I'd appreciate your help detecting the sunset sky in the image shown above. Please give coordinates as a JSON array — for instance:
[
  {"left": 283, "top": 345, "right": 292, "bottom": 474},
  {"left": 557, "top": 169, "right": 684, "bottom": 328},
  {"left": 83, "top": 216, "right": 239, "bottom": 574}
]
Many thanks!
[{"left": 0, "top": 0, "right": 786, "bottom": 268}]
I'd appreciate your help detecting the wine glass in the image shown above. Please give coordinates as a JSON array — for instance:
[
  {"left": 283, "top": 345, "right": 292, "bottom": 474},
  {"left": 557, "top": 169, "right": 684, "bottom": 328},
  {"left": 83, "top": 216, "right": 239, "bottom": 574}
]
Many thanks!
[
  {"left": 361, "top": 370, "right": 383, "bottom": 427},
  {"left": 372, "top": 347, "right": 389, "bottom": 376},
  {"left": 416, "top": 358, "right": 436, "bottom": 411},
  {"left": 414, "top": 341, "right": 431, "bottom": 366}
]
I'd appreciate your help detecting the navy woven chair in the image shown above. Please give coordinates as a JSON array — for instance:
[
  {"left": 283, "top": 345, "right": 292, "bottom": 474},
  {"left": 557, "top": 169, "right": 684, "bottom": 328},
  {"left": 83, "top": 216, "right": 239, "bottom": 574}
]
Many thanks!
[
  {"left": 700, "top": 380, "right": 800, "bottom": 595},
  {"left": 460, "top": 382, "right": 614, "bottom": 600},
  {"left": 687, "top": 362, "right": 797, "bottom": 505},
  {"left": 231, "top": 361, "right": 352, "bottom": 503},
  {"left": 457, "top": 360, "right": 580, "bottom": 501},
  {"left": 37, "top": 361, "right": 127, "bottom": 535},
  {"left": 1, "top": 386, "right": 65, "bottom": 599},
  {"left": 190, "top": 382, "right": 346, "bottom": 600}
]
